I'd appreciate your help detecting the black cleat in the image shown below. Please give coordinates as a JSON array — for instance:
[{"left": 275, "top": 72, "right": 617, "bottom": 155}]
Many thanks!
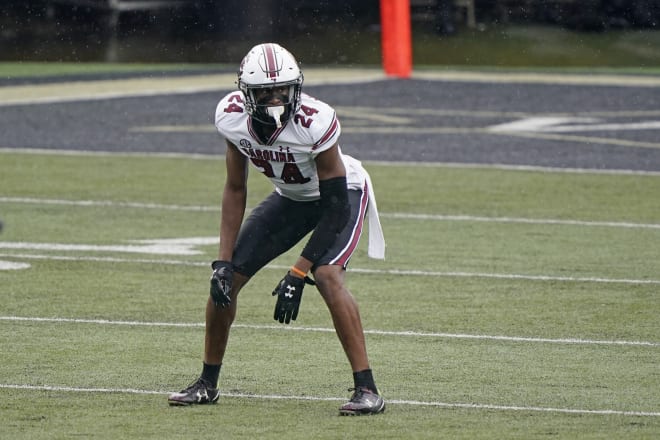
[
  {"left": 339, "top": 387, "right": 385, "bottom": 416},
  {"left": 168, "top": 378, "right": 220, "bottom": 406}
]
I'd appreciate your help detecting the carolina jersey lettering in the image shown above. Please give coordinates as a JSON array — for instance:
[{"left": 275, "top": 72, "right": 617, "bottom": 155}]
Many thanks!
[{"left": 215, "top": 92, "right": 366, "bottom": 201}]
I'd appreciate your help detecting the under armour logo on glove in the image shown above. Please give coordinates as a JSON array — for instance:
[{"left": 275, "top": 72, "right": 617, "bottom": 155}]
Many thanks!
[
  {"left": 272, "top": 272, "right": 315, "bottom": 324},
  {"left": 284, "top": 285, "right": 296, "bottom": 298}
]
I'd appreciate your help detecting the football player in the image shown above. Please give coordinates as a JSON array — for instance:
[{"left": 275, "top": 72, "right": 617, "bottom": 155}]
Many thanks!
[{"left": 168, "top": 43, "right": 386, "bottom": 416}]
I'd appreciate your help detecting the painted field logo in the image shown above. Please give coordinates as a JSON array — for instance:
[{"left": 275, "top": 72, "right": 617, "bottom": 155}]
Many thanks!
[
  {"left": 0, "top": 260, "right": 31, "bottom": 270},
  {"left": 0, "top": 237, "right": 218, "bottom": 271}
]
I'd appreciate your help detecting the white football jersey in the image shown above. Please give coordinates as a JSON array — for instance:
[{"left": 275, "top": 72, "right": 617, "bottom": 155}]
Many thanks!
[{"left": 215, "top": 91, "right": 367, "bottom": 202}]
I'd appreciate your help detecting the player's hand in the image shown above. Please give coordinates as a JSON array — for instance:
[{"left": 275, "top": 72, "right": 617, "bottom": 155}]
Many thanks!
[
  {"left": 210, "top": 260, "right": 233, "bottom": 307},
  {"left": 272, "top": 272, "right": 315, "bottom": 324}
]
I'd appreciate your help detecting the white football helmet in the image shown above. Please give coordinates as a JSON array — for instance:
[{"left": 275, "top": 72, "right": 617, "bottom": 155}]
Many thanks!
[{"left": 237, "top": 43, "right": 304, "bottom": 127}]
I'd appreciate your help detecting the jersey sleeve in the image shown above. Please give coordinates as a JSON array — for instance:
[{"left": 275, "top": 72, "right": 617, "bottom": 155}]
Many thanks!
[
  {"left": 311, "top": 111, "right": 340, "bottom": 155},
  {"left": 298, "top": 94, "right": 341, "bottom": 156},
  {"left": 215, "top": 91, "right": 246, "bottom": 138}
]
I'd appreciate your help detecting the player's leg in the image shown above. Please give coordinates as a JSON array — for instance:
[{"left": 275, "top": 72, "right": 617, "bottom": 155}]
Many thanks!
[
  {"left": 314, "top": 265, "right": 384, "bottom": 416},
  {"left": 203, "top": 272, "right": 250, "bottom": 365},
  {"left": 314, "top": 266, "right": 369, "bottom": 371},
  {"left": 169, "top": 192, "right": 317, "bottom": 406},
  {"left": 313, "top": 187, "right": 385, "bottom": 415},
  {"left": 167, "top": 271, "right": 251, "bottom": 406}
]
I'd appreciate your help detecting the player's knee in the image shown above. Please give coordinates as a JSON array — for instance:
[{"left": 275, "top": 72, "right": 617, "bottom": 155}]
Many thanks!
[
  {"left": 231, "top": 272, "right": 250, "bottom": 297},
  {"left": 312, "top": 265, "right": 345, "bottom": 299}
]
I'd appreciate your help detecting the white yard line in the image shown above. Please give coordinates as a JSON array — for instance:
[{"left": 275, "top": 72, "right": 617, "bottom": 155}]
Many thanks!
[
  {"left": 0, "top": 196, "right": 218, "bottom": 211},
  {"left": 382, "top": 212, "right": 660, "bottom": 230},
  {"left": 2, "top": 315, "right": 658, "bottom": 347},
  {"left": 3, "top": 147, "right": 660, "bottom": 176},
  {"left": 1, "top": 253, "right": 659, "bottom": 286},
  {"left": 0, "top": 384, "right": 657, "bottom": 417},
  {"left": 2, "top": 196, "right": 660, "bottom": 230}
]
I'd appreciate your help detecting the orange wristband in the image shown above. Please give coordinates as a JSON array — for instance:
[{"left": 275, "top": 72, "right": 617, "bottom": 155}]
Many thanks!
[{"left": 290, "top": 266, "right": 307, "bottom": 278}]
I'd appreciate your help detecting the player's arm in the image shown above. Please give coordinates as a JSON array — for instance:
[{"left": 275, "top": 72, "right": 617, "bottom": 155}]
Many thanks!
[
  {"left": 209, "top": 140, "right": 248, "bottom": 307},
  {"left": 272, "top": 142, "right": 347, "bottom": 323},
  {"left": 219, "top": 140, "right": 248, "bottom": 261},
  {"left": 294, "top": 143, "right": 350, "bottom": 274}
]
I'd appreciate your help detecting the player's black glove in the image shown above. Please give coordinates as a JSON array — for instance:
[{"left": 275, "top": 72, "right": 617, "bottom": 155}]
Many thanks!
[
  {"left": 210, "top": 260, "right": 233, "bottom": 307},
  {"left": 272, "top": 272, "right": 315, "bottom": 324}
]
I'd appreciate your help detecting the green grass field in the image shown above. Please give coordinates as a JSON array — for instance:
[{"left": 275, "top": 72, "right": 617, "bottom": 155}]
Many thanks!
[{"left": 1, "top": 151, "right": 659, "bottom": 439}]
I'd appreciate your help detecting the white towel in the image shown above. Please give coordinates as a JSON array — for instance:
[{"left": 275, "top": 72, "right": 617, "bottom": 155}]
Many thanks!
[{"left": 365, "top": 172, "right": 386, "bottom": 260}]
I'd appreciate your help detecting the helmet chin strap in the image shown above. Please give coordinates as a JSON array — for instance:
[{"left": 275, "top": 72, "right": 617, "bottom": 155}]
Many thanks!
[{"left": 266, "top": 106, "right": 285, "bottom": 128}]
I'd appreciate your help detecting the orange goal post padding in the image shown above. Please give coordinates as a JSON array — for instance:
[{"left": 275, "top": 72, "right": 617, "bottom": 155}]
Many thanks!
[{"left": 380, "top": 0, "right": 412, "bottom": 78}]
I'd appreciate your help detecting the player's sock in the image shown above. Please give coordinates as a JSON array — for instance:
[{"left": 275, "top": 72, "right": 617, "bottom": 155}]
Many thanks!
[
  {"left": 201, "top": 362, "right": 221, "bottom": 387},
  {"left": 353, "top": 369, "right": 378, "bottom": 394}
]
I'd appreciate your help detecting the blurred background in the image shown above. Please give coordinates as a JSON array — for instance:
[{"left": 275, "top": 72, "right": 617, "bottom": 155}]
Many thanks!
[{"left": 1, "top": 0, "right": 660, "bottom": 66}]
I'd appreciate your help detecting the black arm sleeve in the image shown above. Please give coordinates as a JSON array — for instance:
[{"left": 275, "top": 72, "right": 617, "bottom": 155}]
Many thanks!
[{"left": 301, "top": 176, "right": 351, "bottom": 264}]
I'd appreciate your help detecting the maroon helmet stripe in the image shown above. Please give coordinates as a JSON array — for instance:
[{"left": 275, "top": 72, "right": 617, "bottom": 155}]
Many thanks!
[{"left": 263, "top": 44, "right": 277, "bottom": 79}]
